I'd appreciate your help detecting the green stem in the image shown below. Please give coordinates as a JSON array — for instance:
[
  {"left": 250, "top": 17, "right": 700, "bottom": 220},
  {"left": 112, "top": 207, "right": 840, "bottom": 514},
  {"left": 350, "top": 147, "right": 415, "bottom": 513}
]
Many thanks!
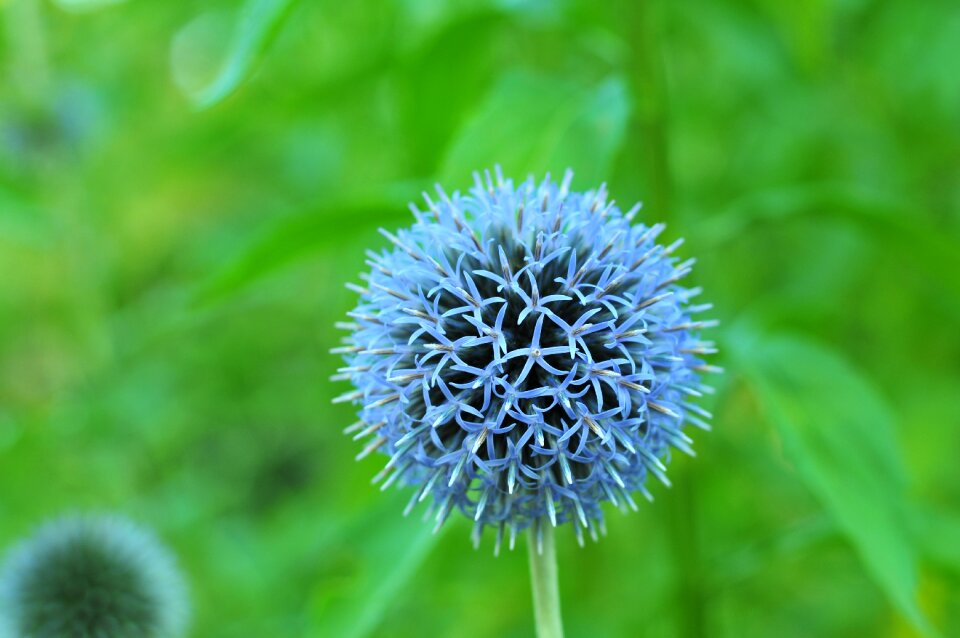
[{"left": 527, "top": 523, "right": 565, "bottom": 638}]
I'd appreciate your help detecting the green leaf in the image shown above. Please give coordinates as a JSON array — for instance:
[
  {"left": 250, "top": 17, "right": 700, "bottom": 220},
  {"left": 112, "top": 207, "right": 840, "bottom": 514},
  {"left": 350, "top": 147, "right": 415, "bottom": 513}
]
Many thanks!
[
  {"left": 185, "top": 0, "right": 300, "bottom": 108},
  {"left": 912, "top": 506, "right": 960, "bottom": 577},
  {"left": 52, "top": 0, "right": 126, "bottom": 11},
  {"left": 441, "top": 71, "right": 629, "bottom": 187},
  {"left": 191, "top": 184, "right": 426, "bottom": 306},
  {"left": 308, "top": 494, "right": 448, "bottom": 638},
  {"left": 730, "top": 332, "right": 933, "bottom": 634},
  {"left": 170, "top": 10, "right": 235, "bottom": 98},
  {"left": 693, "top": 183, "right": 960, "bottom": 314}
]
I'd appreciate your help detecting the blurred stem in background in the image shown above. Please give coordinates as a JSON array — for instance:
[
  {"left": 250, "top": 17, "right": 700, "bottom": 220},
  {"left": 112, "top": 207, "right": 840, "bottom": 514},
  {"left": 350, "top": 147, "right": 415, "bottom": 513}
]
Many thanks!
[
  {"left": 622, "top": 0, "right": 672, "bottom": 219},
  {"left": 528, "top": 523, "right": 564, "bottom": 638},
  {"left": 3, "top": 0, "right": 52, "bottom": 106},
  {"left": 621, "top": 1, "right": 707, "bottom": 636}
]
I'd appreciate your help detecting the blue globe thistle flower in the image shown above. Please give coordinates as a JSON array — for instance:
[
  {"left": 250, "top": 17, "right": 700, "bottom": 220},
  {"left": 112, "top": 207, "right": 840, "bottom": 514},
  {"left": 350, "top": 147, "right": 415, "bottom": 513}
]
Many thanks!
[
  {"left": 334, "top": 169, "right": 719, "bottom": 551},
  {"left": 0, "top": 515, "right": 189, "bottom": 638}
]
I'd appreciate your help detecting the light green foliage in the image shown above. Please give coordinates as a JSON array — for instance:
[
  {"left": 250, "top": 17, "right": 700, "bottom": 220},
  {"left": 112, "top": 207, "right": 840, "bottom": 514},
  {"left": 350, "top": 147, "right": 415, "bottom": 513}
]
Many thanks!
[
  {"left": 731, "top": 333, "right": 928, "bottom": 633},
  {"left": 441, "top": 72, "right": 629, "bottom": 186},
  {"left": 306, "top": 493, "right": 447, "bottom": 638},
  {"left": 0, "top": 0, "right": 958, "bottom": 636},
  {"left": 182, "top": 0, "right": 301, "bottom": 108},
  {"left": 51, "top": 0, "right": 127, "bottom": 12}
]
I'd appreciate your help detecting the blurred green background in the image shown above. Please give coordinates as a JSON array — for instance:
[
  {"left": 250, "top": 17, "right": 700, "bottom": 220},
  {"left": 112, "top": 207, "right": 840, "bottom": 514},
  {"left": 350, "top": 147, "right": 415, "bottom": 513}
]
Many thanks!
[{"left": 1, "top": 0, "right": 958, "bottom": 636}]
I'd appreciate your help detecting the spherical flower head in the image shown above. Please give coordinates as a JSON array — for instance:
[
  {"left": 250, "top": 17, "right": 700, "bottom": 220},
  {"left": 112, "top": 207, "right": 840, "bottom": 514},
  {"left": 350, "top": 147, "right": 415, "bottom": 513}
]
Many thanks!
[
  {"left": 335, "top": 168, "right": 718, "bottom": 551},
  {"left": 0, "top": 515, "right": 189, "bottom": 638}
]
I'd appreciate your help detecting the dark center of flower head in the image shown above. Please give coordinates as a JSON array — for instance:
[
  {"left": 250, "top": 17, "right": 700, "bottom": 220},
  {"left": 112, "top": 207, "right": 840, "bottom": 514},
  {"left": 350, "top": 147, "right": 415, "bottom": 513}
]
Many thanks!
[
  {"left": 1, "top": 517, "right": 188, "bottom": 638},
  {"left": 17, "top": 535, "right": 157, "bottom": 637},
  {"left": 335, "top": 169, "right": 718, "bottom": 551}
]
